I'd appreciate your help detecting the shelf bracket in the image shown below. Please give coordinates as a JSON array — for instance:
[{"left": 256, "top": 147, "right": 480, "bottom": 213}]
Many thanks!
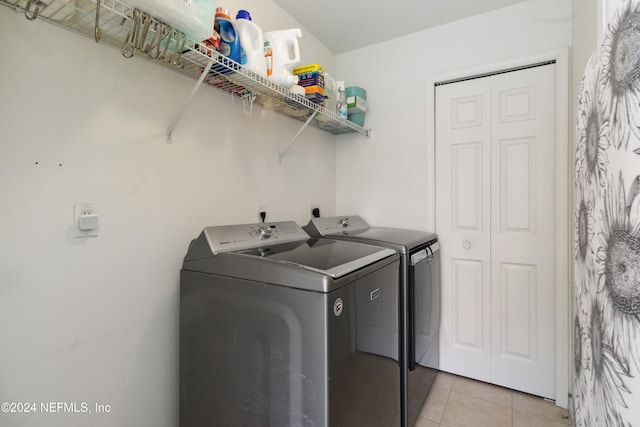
[
  {"left": 166, "top": 58, "right": 215, "bottom": 143},
  {"left": 278, "top": 109, "right": 319, "bottom": 162}
]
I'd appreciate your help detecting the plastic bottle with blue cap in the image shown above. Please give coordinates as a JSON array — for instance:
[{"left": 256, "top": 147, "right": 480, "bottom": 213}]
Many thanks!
[
  {"left": 234, "top": 9, "right": 267, "bottom": 76},
  {"left": 214, "top": 7, "right": 242, "bottom": 66}
]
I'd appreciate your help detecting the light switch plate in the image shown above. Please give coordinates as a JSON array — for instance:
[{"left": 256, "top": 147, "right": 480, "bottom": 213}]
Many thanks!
[{"left": 74, "top": 203, "right": 99, "bottom": 237}]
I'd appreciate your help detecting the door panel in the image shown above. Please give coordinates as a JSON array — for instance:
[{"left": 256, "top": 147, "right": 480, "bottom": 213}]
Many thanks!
[
  {"left": 452, "top": 259, "right": 485, "bottom": 350},
  {"left": 435, "top": 64, "right": 556, "bottom": 399},
  {"left": 490, "top": 65, "right": 555, "bottom": 398},
  {"left": 499, "top": 85, "right": 536, "bottom": 123},
  {"left": 499, "top": 262, "right": 537, "bottom": 360},
  {"left": 499, "top": 137, "right": 535, "bottom": 233},
  {"left": 452, "top": 142, "right": 484, "bottom": 231},
  {"left": 445, "top": 257, "right": 490, "bottom": 381},
  {"left": 436, "top": 77, "right": 492, "bottom": 382},
  {"left": 451, "top": 95, "right": 484, "bottom": 128}
]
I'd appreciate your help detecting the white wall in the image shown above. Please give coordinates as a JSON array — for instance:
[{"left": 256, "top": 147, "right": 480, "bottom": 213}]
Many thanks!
[
  {"left": 573, "top": 0, "right": 599, "bottom": 127},
  {"left": 335, "top": 0, "right": 572, "bottom": 231},
  {"left": 0, "top": 1, "right": 336, "bottom": 425}
]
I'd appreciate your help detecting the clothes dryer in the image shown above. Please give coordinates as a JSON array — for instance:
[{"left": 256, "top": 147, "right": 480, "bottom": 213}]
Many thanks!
[{"left": 304, "top": 215, "right": 441, "bottom": 426}]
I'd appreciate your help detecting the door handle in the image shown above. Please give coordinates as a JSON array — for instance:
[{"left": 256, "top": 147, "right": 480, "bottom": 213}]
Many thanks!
[
  {"left": 463, "top": 241, "right": 471, "bottom": 249},
  {"left": 411, "top": 249, "right": 428, "bottom": 266}
]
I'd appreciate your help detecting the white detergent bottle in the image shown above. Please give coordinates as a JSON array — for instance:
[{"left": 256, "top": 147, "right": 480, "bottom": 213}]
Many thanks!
[
  {"left": 234, "top": 10, "right": 267, "bottom": 76},
  {"left": 263, "top": 28, "right": 302, "bottom": 87}
]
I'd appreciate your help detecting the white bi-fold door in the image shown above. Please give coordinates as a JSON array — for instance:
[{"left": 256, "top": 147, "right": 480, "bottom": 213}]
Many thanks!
[{"left": 435, "top": 63, "right": 556, "bottom": 399}]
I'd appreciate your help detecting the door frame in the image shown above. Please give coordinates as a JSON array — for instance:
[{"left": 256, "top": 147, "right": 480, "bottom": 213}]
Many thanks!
[{"left": 425, "top": 48, "right": 570, "bottom": 409}]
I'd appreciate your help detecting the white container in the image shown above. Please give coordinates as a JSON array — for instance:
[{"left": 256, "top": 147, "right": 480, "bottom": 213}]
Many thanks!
[
  {"left": 264, "top": 28, "right": 302, "bottom": 88},
  {"left": 234, "top": 10, "right": 267, "bottom": 76},
  {"left": 323, "top": 72, "right": 337, "bottom": 114}
]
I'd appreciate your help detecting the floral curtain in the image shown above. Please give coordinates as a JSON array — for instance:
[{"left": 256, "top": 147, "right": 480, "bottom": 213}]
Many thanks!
[{"left": 574, "top": 0, "right": 640, "bottom": 425}]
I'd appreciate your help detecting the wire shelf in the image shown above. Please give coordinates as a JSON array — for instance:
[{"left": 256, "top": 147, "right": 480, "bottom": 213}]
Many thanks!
[{"left": 1, "top": 0, "right": 371, "bottom": 137}]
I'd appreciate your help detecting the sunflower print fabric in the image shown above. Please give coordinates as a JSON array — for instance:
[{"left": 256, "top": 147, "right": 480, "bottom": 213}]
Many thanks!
[{"left": 574, "top": 0, "right": 640, "bottom": 425}]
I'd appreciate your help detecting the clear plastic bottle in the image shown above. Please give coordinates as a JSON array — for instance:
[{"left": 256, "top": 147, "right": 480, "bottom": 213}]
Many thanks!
[{"left": 336, "top": 80, "right": 347, "bottom": 118}]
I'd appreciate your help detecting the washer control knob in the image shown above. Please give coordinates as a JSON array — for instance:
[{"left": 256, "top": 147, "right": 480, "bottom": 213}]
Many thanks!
[
  {"left": 259, "top": 225, "right": 273, "bottom": 239},
  {"left": 463, "top": 241, "right": 471, "bottom": 249},
  {"left": 339, "top": 217, "right": 350, "bottom": 227}
]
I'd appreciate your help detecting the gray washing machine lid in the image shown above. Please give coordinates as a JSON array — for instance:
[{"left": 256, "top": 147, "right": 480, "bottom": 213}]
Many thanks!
[
  {"left": 304, "top": 216, "right": 437, "bottom": 254},
  {"left": 182, "top": 222, "right": 398, "bottom": 291},
  {"left": 236, "top": 238, "right": 395, "bottom": 279}
]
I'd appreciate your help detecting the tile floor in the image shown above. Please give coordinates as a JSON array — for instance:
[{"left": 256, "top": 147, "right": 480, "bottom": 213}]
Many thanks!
[{"left": 413, "top": 371, "right": 572, "bottom": 427}]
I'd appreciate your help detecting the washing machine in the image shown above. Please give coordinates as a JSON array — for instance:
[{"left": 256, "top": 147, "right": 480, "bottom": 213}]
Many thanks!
[
  {"left": 180, "top": 221, "right": 402, "bottom": 427},
  {"left": 304, "top": 215, "right": 441, "bottom": 426}
]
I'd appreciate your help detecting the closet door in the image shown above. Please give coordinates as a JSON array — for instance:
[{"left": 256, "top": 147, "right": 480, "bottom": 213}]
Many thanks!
[
  {"left": 435, "top": 64, "right": 556, "bottom": 399},
  {"left": 435, "top": 77, "right": 492, "bottom": 383},
  {"left": 489, "top": 65, "right": 555, "bottom": 398}
]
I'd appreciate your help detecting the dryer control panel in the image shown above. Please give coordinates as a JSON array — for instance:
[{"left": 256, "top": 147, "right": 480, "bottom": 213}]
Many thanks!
[
  {"left": 202, "top": 221, "right": 310, "bottom": 254},
  {"left": 305, "top": 215, "right": 371, "bottom": 236}
]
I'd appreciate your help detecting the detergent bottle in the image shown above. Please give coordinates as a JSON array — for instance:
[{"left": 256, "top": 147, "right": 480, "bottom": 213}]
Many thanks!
[
  {"left": 234, "top": 9, "right": 267, "bottom": 76},
  {"left": 263, "top": 28, "right": 302, "bottom": 87},
  {"left": 215, "top": 7, "right": 242, "bottom": 65}
]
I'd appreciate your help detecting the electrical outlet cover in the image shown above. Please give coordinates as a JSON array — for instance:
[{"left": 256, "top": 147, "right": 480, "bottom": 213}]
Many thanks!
[{"left": 74, "top": 203, "right": 98, "bottom": 237}]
